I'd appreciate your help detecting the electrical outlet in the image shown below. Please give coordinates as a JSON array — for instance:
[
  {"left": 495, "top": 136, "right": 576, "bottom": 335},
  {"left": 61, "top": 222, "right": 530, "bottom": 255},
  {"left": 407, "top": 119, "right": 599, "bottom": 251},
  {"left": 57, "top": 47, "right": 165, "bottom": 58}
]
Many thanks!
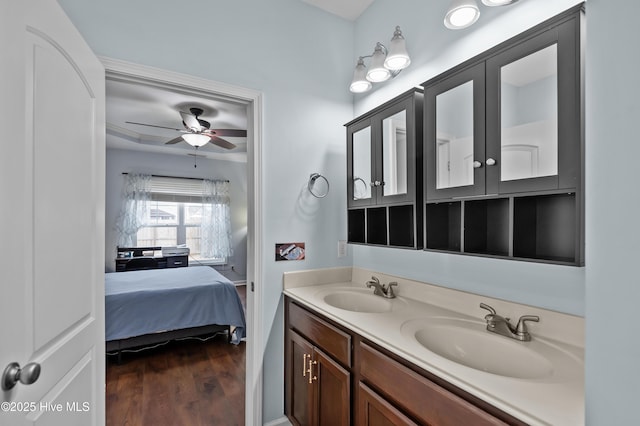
[{"left": 338, "top": 240, "right": 347, "bottom": 258}]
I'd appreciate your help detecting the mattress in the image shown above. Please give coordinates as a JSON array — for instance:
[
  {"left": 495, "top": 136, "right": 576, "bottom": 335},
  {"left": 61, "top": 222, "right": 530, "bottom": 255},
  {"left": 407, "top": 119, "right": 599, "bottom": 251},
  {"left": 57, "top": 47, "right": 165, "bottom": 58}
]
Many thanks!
[{"left": 105, "top": 266, "right": 246, "bottom": 344}]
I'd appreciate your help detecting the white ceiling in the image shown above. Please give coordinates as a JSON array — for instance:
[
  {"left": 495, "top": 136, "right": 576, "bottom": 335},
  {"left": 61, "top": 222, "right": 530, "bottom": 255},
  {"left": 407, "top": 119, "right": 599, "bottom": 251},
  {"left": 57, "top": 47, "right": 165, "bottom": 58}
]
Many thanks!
[
  {"left": 106, "top": 78, "right": 249, "bottom": 162},
  {"left": 106, "top": 1, "right": 374, "bottom": 161},
  {"left": 301, "top": 0, "right": 375, "bottom": 21}
]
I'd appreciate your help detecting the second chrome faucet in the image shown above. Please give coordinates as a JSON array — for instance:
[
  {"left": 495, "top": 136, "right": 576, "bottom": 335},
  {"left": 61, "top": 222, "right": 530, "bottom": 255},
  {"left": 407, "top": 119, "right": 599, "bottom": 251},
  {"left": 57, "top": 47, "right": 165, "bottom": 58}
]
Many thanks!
[
  {"left": 480, "top": 302, "right": 539, "bottom": 342},
  {"left": 366, "top": 276, "right": 397, "bottom": 299}
]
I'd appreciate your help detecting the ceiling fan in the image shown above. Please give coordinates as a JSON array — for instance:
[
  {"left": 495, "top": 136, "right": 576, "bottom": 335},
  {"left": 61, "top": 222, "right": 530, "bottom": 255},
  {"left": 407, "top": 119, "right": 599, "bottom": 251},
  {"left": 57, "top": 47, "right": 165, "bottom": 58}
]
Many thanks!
[{"left": 126, "top": 107, "right": 247, "bottom": 149}]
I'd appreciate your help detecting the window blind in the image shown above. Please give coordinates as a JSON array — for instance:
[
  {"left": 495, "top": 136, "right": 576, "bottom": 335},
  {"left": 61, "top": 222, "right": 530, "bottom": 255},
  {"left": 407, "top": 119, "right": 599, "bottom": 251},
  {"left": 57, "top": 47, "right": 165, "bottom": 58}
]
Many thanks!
[
  {"left": 149, "top": 176, "right": 205, "bottom": 203},
  {"left": 145, "top": 176, "right": 227, "bottom": 203}
]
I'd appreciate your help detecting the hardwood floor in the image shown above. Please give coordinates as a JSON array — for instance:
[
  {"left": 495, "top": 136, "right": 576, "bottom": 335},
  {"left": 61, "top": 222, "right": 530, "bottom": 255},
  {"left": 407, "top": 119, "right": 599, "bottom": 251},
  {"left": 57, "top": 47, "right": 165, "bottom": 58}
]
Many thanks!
[{"left": 106, "top": 285, "right": 247, "bottom": 426}]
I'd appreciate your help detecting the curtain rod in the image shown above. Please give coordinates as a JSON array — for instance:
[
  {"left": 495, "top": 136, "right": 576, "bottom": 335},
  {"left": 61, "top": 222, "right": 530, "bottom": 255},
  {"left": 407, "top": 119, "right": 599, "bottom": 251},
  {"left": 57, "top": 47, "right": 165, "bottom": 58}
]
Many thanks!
[{"left": 121, "top": 173, "right": 229, "bottom": 183}]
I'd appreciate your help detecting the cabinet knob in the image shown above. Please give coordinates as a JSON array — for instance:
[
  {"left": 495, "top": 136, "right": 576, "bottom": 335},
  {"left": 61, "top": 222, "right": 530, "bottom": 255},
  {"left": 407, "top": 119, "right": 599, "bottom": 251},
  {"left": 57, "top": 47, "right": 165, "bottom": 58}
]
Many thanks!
[
  {"left": 486, "top": 158, "right": 497, "bottom": 166},
  {"left": 473, "top": 160, "right": 482, "bottom": 169},
  {"left": 371, "top": 181, "right": 381, "bottom": 187}
]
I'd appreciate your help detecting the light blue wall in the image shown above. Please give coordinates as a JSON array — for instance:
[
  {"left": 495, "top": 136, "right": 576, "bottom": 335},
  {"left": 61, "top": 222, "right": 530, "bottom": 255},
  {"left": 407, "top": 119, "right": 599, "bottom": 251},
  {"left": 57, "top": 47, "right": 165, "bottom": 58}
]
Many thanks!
[
  {"left": 351, "top": 0, "right": 585, "bottom": 316},
  {"left": 105, "top": 148, "right": 249, "bottom": 277},
  {"left": 58, "top": 0, "right": 354, "bottom": 422},
  {"left": 58, "top": 0, "right": 640, "bottom": 423},
  {"left": 585, "top": 1, "right": 640, "bottom": 424}
]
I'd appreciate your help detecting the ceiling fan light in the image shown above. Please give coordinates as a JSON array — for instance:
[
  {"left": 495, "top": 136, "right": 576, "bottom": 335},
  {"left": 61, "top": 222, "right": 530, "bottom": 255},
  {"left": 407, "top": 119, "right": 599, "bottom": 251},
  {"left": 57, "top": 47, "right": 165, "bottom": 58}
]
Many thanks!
[
  {"left": 444, "top": 0, "right": 480, "bottom": 30},
  {"left": 366, "top": 43, "right": 391, "bottom": 83},
  {"left": 384, "top": 26, "right": 411, "bottom": 71},
  {"left": 182, "top": 133, "right": 210, "bottom": 147},
  {"left": 350, "top": 58, "right": 372, "bottom": 93},
  {"left": 481, "top": 0, "right": 516, "bottom": 6}
]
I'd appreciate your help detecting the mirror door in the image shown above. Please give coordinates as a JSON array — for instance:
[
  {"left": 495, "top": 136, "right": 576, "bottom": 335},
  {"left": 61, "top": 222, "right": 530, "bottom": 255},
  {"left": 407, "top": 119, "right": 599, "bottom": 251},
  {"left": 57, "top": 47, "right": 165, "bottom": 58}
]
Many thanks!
[
  {"left": 347, "top": 120, "right": 374, "bottom": 207},
  {"left": 425, "top": 62, "right": 485, "bottom": 200},
  {"left": 486, "top": 18, "right": 579, "bottom": 193},
  {"left": 375, "top": 98, "right": 416, "bottom": 205}
]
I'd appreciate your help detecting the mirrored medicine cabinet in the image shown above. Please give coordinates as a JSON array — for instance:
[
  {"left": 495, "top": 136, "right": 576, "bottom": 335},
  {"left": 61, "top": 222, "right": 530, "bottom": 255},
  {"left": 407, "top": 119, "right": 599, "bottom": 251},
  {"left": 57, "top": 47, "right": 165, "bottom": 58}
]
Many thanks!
[
  {"left": 345, "top": 4, "right": 584, "bottom": 265},
  {"left": 346, "top": 89, "right": 423, "bottom": 248}
]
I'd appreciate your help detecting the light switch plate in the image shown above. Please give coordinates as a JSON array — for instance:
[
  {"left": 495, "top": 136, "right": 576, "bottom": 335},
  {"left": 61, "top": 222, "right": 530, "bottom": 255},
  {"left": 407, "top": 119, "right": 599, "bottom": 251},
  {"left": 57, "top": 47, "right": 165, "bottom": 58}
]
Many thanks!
[{"left": 338, "top": 240, "right": 347, "bottom": 258}]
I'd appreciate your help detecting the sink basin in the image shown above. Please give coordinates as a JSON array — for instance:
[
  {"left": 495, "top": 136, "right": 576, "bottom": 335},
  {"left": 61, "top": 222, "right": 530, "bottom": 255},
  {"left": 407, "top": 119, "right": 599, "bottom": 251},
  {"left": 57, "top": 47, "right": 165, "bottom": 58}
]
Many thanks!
[
  {"left": 321, "top": 289, "right": 402, "bottom": 313},
  {"left": 401, "top": 317, "right": 578, "bottom": 380}
]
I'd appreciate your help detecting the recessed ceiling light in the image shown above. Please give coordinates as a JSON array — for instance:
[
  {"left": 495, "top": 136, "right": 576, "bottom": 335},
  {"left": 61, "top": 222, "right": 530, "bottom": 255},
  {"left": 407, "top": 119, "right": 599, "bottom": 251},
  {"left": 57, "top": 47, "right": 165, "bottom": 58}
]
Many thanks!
[{"left": 444, "top": 0, "right": 481, "bottom": 30}]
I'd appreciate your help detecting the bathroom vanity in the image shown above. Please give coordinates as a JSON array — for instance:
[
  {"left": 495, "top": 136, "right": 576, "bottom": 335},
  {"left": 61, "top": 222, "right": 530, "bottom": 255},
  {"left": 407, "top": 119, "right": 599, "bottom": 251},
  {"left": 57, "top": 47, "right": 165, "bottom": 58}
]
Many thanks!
[{"left": 283, "top": 267, "right": 584, "bottom": 426}]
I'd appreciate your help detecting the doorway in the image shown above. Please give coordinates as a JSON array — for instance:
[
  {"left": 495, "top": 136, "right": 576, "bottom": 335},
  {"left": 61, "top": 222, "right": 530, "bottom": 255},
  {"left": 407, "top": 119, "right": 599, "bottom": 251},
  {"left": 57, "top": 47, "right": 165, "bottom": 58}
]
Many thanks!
[{"left": 102, "top": 58, "right": 263, "bottom": 425}]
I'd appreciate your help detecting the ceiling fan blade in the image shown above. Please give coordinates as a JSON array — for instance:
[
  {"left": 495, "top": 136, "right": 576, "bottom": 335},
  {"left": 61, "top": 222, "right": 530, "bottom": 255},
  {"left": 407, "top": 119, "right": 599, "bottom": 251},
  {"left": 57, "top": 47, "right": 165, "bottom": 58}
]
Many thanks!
[
  {"left": 180, "top": 111, "right": 202, "bottom": 131},
  {"left": 165, "top": 136, "right": 185, "bottom": 145},
  {"left": 209, "top": 135, "right": 237, "bottom": 150},
  {"left": 205, "top": 129, "right": 247, "bottom": 137},
  {"left": 126, "top": 121, "right": 183, "bottom": 131}
]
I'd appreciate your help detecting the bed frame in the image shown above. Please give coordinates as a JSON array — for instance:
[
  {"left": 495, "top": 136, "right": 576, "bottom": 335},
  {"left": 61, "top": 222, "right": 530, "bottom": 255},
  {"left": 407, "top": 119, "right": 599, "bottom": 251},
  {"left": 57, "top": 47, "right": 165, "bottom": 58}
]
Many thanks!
[{"left": 106, "top": 324, "right": 232, "bottom": 362}]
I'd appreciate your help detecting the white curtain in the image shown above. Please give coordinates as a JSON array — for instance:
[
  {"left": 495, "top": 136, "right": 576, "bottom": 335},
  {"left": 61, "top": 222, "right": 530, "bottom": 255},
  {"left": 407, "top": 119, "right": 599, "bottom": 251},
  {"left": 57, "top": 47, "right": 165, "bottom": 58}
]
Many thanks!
[
  {"left": 200, "top": 179, "right": 233, "bottom": 259},
  {"left": 115, "top": 174, "right": 151, "bottom": 247}
]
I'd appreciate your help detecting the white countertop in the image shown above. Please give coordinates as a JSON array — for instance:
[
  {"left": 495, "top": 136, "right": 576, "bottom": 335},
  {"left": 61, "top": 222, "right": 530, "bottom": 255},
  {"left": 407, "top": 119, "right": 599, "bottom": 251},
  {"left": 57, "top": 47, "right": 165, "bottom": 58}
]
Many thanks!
[{"left": 283, "top": 267, "right": 584, "bottom": 426}]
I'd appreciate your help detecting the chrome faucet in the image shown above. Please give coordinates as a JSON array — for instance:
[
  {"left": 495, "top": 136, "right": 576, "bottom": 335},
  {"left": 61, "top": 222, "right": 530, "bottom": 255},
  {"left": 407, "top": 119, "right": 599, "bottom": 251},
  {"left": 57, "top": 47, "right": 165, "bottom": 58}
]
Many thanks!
[
  {"left": 479, "top": 303, "right": 539, "bottom": 342},
  {"left": 365, "top": 276, "right": 397, "bottom": 299}
]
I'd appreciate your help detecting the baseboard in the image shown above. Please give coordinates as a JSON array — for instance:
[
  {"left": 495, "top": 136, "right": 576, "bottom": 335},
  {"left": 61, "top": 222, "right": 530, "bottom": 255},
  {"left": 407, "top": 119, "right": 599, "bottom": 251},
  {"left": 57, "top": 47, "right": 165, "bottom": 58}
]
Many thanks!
[{"left": 263, "top": 416, "right": 291, "bottom": 426}]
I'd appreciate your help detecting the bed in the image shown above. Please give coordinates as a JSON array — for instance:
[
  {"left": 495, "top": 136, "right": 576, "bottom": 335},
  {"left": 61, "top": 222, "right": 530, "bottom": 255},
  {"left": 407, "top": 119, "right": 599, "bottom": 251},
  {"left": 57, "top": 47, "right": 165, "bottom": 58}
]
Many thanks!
[{"left": 105, "top": 266, "right": 246, "bottom": 354}]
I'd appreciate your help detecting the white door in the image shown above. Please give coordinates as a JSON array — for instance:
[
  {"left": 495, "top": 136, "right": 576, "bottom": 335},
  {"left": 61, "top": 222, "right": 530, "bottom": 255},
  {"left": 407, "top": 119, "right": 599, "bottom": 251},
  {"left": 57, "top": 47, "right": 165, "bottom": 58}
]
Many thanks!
[{"left": 0, "top": 1, "right": 105, "bottom": 425}]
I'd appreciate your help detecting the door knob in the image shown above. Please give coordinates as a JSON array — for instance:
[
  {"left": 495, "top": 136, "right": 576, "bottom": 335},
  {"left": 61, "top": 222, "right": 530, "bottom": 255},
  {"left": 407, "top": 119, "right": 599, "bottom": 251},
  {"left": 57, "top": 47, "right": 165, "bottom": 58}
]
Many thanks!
[{"left": 2, "top": 362, "right": 41, "bottom": 391}]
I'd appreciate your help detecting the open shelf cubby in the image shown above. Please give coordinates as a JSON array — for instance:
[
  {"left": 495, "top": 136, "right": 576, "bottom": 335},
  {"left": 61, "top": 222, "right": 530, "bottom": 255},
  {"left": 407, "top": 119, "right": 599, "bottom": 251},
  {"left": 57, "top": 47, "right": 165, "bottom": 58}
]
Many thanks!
[
  {"left": 464, "top": 198, "right": 510, "bottom": 256},
  {"left": 513, "top": 193, "right": 576, "bottom": 263},
  {"left": 388, "top": 205, "right": 415, "bottom": 247},
  {"left": 426, "top": 202, "right": 461, "bottom": 251},
  {"left": 347, "top": 209, "right": 365, "bottom": 244},
  {"left": 367, "top": 207, "right": 387, "bottom": 245}
]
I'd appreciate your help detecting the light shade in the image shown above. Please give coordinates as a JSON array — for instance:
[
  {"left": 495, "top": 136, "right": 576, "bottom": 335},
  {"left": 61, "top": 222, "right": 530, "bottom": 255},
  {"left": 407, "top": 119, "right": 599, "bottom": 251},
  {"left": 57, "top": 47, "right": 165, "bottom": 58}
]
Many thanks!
[
  {"left": 182, "top": 133, "right": 210, "bottom": 147},
  {"left": 481, "top": 0, "right": 516, "bottom": 5},
  {"left": 384, "top": 26, "right": 411, "bottom": 71},
  {"left": 366, "top": 43, "right": 391, "bottom": 83},
  {"left": 444, "top": 0, "right": 480, "bottom": 30},
  {"left": 349, "top": 57, "right": 372, "bottom": 93}
]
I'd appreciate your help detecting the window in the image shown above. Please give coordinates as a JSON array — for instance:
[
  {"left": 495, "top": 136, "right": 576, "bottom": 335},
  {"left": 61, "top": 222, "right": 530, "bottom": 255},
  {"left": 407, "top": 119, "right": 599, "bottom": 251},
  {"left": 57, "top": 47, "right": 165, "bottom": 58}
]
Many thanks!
[
  {"left": 116, "top": 174, "right": 232, "bottom": 265},
  {"left": 136, "top": 201, "right": 217, "bottom": 261}
]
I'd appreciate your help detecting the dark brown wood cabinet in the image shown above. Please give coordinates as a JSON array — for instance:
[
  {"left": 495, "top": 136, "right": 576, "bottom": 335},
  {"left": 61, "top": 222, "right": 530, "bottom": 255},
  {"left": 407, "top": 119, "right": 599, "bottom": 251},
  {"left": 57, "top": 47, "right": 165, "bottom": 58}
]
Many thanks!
[
  {"left": 284, "top": 297, "right": 526, "bottom": 426},
  {"left": 358, "top": 382, "right": 419, "bottom": 426},
  {"left": 285, "top": 300, "right": 351, "bottom": 426}
]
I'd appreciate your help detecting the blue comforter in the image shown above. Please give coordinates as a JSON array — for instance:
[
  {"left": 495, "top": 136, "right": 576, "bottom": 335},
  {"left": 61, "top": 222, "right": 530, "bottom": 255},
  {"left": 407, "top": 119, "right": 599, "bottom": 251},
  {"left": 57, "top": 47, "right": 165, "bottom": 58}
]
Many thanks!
[{"left": 105, "top": 266, "right": 246, "bottom": 344}]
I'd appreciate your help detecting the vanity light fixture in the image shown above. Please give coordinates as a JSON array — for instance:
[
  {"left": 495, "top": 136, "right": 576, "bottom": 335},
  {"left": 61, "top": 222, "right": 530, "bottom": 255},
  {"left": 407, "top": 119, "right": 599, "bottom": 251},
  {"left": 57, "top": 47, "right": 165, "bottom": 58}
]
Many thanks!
[
  {"left": 182, "top": 133, "right": 210, "bottom": 147},
  {"left": 349, "top": 26, "right": 411, "bottom": 93}
]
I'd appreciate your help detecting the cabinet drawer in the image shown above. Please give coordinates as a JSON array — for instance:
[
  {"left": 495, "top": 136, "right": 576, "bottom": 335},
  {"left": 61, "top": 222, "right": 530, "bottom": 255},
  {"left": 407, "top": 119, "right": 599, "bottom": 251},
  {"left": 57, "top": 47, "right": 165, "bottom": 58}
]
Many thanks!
[
  {"left": 288, "top": 301, "right": 351, "bottom": 367},
  {"left": 359, "top": 342, "right": 507, "bottom": 426},
  {"left": 166, "top": 255, "right": 188, "bottom": 268}
]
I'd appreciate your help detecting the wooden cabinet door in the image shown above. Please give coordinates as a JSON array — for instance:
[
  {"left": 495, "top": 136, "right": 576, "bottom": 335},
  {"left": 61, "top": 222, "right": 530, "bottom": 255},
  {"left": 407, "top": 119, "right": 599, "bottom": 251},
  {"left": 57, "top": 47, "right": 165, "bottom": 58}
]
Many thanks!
[
  {"left": 358, "top": 383, "right": 419, "bottom": 426},
  {"left": 315, "top": 348, "right": 350, "bottom": 426},
  {"left": 287, "top": 330, "right": 315, "bottom": 426}
]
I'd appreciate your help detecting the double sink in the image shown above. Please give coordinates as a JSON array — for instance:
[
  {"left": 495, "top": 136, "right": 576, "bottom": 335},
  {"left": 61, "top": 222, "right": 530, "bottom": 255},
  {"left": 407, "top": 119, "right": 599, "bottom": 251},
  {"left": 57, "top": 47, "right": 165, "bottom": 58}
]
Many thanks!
[{"left": 320, "top": 286, "right": 580, "bottom": 382}]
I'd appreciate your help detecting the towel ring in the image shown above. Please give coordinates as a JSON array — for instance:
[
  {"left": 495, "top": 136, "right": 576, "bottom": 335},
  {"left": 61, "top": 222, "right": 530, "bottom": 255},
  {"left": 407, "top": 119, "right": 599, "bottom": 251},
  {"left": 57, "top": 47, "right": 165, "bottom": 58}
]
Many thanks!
[
  {"left": 353, "top": 177, "right": 368, "bottom": 200},
  {"left": 308, "top": 173, "right": 330, "bottom": 198}
]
